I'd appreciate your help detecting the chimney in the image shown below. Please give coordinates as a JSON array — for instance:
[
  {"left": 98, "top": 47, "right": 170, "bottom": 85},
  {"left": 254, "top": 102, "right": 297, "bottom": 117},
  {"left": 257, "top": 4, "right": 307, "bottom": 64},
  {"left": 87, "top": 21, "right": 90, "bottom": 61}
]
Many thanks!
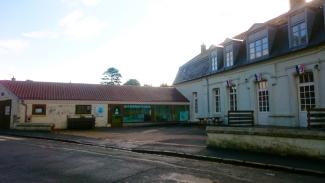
[
  {"left": 289, "top": 0, "right": 305, "bottom": 10},
  {"left": 11, "top": 76, "right": 16, "bottom": 81},
  {"left": 201, "top": 43, "right": 206, "bottom": 53}
]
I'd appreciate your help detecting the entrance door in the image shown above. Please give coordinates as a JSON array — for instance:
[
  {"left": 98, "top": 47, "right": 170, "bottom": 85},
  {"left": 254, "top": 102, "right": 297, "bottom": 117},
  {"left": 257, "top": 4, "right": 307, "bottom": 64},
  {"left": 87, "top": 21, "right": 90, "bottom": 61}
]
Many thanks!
[
  {"left": 256, "top": 81, "right": 270, "bottom": 125},
  {"left": 0, "top": 100, "right": 11, "bottom": 129},
  {"left": 109, "top": 104, "right": 123, "bottom": 127},
  {"left": 297, "top": 72, "right": 316, "bottom": 127}
]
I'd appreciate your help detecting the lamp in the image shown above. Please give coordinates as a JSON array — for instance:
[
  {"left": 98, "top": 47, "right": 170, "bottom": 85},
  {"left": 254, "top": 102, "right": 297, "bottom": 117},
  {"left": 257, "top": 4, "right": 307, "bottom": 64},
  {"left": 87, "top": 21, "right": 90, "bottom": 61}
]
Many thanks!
[{"left": 314, "top": 64, "right": 320, "bottom": 71}]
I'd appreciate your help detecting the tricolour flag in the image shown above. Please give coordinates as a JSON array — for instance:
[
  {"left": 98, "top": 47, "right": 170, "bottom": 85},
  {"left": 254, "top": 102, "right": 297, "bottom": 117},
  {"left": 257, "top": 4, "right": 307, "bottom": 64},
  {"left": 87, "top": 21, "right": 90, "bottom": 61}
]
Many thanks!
[
  {"left": 296, "top": 64, "right": 305, "bottom": 75},
  {"left": 255, "top": 73, "right": 262, "bottom": 82},
  {"left": 226, "top": 80, "right": 233, "bottom": 87}
]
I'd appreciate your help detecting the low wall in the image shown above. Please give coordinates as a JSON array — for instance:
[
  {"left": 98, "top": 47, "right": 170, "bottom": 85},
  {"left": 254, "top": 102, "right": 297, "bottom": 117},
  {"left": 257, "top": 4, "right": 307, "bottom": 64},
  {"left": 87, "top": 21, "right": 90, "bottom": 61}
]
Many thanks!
[
  {"left": 15, "top": 123, "right": 55, "bottom": 132},
  {"left": 206, "top": 126, "right": 325, "bottom": 159}
]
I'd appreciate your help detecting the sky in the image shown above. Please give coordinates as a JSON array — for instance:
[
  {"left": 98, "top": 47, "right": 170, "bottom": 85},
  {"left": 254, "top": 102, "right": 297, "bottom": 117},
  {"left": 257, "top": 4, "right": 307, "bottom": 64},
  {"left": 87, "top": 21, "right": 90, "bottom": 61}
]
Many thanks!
[{"left": 0, "top": 0, "right": 292, "bottom": 86}]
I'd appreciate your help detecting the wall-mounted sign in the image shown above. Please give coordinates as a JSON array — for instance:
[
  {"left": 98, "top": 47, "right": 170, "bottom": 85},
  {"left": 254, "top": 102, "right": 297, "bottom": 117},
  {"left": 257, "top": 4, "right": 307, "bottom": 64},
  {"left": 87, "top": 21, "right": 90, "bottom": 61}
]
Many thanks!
[
  {"left": 4, "top": 106, "right": 10, "bottom": 115},
  {"left": 95, "top": 105, "right": 104, "bottom": 117},
  {"left": 179, "top": 111, "right": 189, "bottom": 121},
  {"left": 114, "top": 107, "right": 120, "bottom": 116}
]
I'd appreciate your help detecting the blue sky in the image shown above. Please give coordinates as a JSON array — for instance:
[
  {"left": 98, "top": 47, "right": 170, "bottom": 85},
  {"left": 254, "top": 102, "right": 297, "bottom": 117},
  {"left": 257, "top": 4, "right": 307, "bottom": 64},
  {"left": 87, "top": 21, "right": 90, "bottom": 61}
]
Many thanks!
[{"left": 0, "top": 0, "right": 291, "bottom": 86}]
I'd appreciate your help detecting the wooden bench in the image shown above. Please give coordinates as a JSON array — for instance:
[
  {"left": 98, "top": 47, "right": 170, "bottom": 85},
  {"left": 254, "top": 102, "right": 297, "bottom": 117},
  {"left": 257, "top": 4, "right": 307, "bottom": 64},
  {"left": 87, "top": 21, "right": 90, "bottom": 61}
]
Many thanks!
[
  {"left": 307, "top": 108, "right": 325, "bottom": 129},
  {"left": 228, "top": 110, "right": 254, "bottom": 126}
]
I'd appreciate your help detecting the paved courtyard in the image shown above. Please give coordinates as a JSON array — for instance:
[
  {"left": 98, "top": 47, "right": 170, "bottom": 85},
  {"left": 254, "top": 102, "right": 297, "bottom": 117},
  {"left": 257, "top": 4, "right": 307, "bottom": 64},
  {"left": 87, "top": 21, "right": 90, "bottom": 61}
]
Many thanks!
[
  {"left": 59, "top": 125, "right": 207, "bottom": 153},
  {"left": 56, "top": 125, "right": 325, "bottom": 174}
]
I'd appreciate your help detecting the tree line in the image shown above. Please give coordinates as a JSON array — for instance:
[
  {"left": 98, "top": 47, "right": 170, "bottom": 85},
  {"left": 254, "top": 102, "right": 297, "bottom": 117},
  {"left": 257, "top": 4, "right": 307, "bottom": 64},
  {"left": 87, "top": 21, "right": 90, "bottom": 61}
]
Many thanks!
[{"left": 101, "top": 67, "right": 169, "bottom": 87}]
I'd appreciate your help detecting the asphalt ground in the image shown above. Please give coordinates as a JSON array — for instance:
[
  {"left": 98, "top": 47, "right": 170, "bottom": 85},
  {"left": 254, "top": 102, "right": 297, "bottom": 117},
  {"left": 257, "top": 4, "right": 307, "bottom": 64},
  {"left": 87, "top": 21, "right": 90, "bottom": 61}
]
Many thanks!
[
  {"left": 1, "top": 125, "right": 325, "bottom": 176},
  {"left": 0, "top": 135, "right": 324, "bottom": 183}
]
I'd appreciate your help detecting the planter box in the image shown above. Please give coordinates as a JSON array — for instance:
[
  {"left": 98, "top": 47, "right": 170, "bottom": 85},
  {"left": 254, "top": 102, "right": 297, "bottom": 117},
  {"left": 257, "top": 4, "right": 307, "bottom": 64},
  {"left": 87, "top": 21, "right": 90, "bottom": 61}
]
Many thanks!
[{"left": 67, "top": 116, "right": 95, "bottom": 129}]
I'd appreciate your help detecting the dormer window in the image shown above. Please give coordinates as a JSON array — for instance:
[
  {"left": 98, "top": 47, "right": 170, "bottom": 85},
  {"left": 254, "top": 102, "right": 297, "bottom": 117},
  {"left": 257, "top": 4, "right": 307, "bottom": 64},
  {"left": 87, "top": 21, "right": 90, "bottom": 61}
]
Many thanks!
[
  {"left": 225, "top": 45, "right": 233, "bottom": 67},
  {"left": 247, "top": 28, "right": 269, "bottom": 61},
  {"left": 289, "top": 11, "right": 308, "bottom": 48},
  {"left": 291, "top": 21, "right": 307, "bottom": 47},
  {"left": 249, "top": 37, "right": 268, "bottom": 60},
  {"left": 211, "top": 51, "right": 218, "bottom": 71}
]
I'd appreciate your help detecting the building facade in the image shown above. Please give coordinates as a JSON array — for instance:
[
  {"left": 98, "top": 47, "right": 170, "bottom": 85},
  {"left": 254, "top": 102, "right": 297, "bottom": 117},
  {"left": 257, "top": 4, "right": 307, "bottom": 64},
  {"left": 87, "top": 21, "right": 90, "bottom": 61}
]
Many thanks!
[
  {"left": 0, "top": 81, "right": 189, "bottom": 129},
  {"left": 174, "top": 0, "right": 325, "bottom": 127}
]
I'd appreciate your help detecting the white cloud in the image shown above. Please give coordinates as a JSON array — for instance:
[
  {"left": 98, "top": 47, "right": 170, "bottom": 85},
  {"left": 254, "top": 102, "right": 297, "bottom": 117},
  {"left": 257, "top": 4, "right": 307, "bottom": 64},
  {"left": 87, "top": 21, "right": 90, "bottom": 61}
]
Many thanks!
[
  {"left": 61, "top": 0, "right": 100, "bottom": 7},
  {"left": 23, "top": 10, "right": 105, "bottom": 41},
  {"left": 59, "top": 10, "right": 105, "bottom": 40},
  {"left": 22, "top": 31, "right": 60, "bottom": 39},
  {"left": 0, "top": 39, "right": 29, "bottom": 55},
  {"left": 52, "top": 0, "right": 289, "bottom": 86},
  {"left": 81, "top": 0, "right": 100, "bottom": 6}
]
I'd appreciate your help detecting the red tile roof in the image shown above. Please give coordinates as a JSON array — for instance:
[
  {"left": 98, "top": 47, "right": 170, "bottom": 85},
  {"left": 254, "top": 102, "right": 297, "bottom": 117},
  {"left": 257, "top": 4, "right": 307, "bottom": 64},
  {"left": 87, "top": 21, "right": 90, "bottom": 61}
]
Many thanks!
[{"left": 0, "top": 80, "right": 189, "bottom": 103}]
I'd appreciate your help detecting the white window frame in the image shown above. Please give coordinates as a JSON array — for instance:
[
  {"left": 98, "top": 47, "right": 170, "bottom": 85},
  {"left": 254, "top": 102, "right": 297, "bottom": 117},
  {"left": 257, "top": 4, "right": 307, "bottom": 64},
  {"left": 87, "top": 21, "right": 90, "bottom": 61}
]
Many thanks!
[
  {"left": 193, "top": 92, "right": 198, "bottom": 114},
  {"left": 257, "top": 81, "right": 270, "bottom": 112},
  {"left": 211, "top": 53, "right": 218, "bottom": 71},
  {"left": 298, "top": 72, "right": 315, "bottom": 112},
  {"left": 249, "top": 37, "right": 269, "bottom": 60},
  {"left": 291, "top": 21, "right": 307, "bottom": 47},
  {"left": 229, "top": 86, "right": 237, "bottom": 111},
  {"left": 225, "top": 45, "right": 233, "bottom": 67},
  {"left": 289, "top": 11, "right": 308, "bottom": 48},
  {"left": 214, "top": 88, "right": 220, "bottom": 113}
]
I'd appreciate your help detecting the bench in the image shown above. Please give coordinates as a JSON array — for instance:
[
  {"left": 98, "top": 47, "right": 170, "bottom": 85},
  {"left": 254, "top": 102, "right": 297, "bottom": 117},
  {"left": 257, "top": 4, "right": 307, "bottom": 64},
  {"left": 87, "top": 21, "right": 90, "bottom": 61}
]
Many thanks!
[
  {"left": 228, "top": 110, "right": 254, "bottom": 126},
  {"left": 15, "top": 123, "right": 55, "bottom": 132},
  {"left": 197, "top": 116, "right": 223, "bottom": 126},
  {"left": 307, "top": 108, "right": 325, "bottom": 129}
]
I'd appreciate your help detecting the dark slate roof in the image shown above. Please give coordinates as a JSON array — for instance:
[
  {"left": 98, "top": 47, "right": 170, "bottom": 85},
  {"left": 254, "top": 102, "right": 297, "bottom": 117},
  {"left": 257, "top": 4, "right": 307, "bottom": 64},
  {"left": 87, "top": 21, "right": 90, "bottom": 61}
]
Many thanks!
[
  {"left": 174, "top": 46, "right": 223, "bottom": 83},
  {"left": 0, "top": 80, "right": 189, "bottom": 103},
  {"left": 174, "top": 0, "right": 325, "bottom": 85}
]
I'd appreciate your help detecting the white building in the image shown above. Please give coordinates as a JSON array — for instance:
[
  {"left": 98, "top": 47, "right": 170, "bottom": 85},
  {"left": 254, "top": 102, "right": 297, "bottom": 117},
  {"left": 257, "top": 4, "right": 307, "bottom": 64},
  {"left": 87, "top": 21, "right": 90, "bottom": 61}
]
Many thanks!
[{"left": 174, "top": 0, "right": 325, "bottom": 127}]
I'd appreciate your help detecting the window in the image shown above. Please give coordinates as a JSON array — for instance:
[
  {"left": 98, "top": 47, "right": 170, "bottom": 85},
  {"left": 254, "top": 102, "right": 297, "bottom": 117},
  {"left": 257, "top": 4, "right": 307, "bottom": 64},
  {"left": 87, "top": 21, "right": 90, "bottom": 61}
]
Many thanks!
[
  {"left": 249, "top": 37, "right": 268, "bottom": 60},
  {"left": 75, "top": 105, "right": 92, "bottom": 114},
  {"left": 257, "top": 81, "right": 270, "bottom": 112},
  {"left": 214, "top": 88, "right": 220, "bottom": 112},
  {"left": 193, "top": 92, "right": 198, "bottom": 114},
  {"left": 32, "top": 104, "right": 46, "bottom": 115},
  {"left": 229, "top": 86, "right": 237, "bottom": 111},
  {"left": 225, "top": 45, "right": 233, "bottom": 67},
  {"left": 291, "top": 22, "right": 307, "bottom": 47},
  {"left": 211, "top": 52, "right": 218, "bottom": 71},
  {"left": 290, "top": 12, "right": 307, "bottom": 48},
  {"left": 298, "top": 72, "right": 315, "bottom": 111}
]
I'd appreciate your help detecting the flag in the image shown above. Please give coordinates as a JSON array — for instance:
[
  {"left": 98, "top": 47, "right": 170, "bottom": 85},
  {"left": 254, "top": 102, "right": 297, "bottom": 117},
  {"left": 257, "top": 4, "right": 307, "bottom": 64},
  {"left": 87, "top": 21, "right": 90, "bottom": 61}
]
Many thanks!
[
  {"left": 255, "top": 73, "right": 262, "bottom": 82},
  {"left": 296, "top": 64, "right": 305, "bottom": 75},
  {"left": 226, "top": 80, "right": 233, "bottom": 87}
]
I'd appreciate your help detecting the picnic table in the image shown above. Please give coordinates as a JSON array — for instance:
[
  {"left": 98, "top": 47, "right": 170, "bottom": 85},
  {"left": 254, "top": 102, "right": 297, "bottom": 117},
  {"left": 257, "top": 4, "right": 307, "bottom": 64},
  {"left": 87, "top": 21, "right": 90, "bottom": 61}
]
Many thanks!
[{"left": 197, "top": 116, "right": 223, "bottom": 126}]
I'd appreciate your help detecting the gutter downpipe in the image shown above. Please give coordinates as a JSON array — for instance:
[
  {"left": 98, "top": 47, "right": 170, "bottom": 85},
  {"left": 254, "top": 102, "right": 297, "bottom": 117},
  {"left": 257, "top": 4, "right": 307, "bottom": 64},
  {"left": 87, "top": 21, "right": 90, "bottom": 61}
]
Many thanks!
[
  {"left": 323, "top": 1, "right": 325, "bottom": 31},
  {"left": 206, "top": 77, "right": 210, "bottom": 117}
]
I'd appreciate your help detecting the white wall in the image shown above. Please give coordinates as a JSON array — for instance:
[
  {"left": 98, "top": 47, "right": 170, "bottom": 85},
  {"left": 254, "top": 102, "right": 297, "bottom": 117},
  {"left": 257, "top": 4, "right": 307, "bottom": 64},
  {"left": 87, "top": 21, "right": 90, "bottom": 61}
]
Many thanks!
[
  {"left": 175, "top": 45, "right": 325, "bottom": 127},
  {"left": 176, "top": 79, "right": 207, "bottom": 121},
  {"left": 23, "top": 101, "right": 108, "bottom": 129}
]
